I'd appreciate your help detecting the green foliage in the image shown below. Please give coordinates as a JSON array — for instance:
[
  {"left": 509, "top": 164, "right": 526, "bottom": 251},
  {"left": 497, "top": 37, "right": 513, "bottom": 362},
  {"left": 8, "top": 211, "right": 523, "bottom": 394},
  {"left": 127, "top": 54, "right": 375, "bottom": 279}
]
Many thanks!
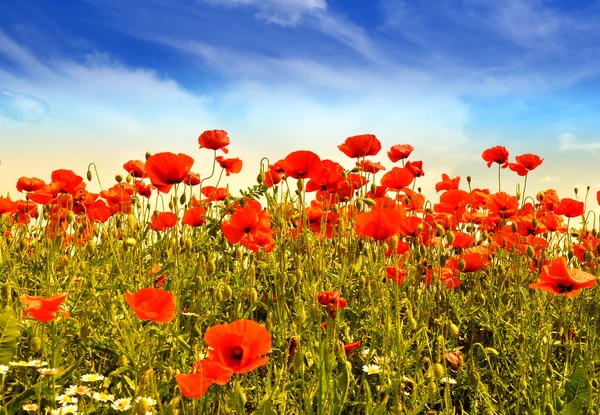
[{"left": 0, "top": 308, "right": 19, "bottom": 365}]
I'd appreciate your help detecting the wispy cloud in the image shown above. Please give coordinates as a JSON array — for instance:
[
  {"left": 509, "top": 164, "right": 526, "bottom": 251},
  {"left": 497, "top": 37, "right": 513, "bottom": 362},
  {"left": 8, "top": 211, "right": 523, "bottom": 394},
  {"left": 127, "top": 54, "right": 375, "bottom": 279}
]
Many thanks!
[
  {"left": 198, "top": 0, "right": 326, "bottom": 26},
  {"left": 0, "top": 89, "right": 50, "bottom": 122},
  {"left": 559, "top": 133, "right": 600, "bottom": 152}
]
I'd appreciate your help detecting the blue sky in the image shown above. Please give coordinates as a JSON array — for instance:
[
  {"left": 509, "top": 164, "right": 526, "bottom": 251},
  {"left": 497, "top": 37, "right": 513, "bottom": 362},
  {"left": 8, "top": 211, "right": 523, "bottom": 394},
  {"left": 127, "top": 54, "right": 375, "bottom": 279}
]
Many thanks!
[{"left": 1, "top": 0, "right": 600, "bottom": 202}]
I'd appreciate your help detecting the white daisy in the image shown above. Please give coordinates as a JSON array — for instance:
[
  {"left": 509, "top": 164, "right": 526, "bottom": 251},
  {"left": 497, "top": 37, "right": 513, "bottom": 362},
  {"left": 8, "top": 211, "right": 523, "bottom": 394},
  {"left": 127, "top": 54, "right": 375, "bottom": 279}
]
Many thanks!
[
  {"left": 362, "top": 364, "right": 381, "bottom": 375},
  {"left": 81, "top": 373, "right": 104, "bottom": 382},
  {"left": 112, "top": 398, "right": 132, "bottom": 411}
]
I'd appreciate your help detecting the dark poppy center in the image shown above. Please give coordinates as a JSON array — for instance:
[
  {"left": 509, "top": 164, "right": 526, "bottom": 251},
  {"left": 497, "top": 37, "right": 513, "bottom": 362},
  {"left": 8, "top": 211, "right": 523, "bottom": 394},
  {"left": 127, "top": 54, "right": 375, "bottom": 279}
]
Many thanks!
[
  {"left": 558, "top": 284, "right": 574, "bottom": 293},
  {"left": 231, "top": 346, "right": 244, "bottom": 361},
  {"left": 244, "top": 227, "right": 251, "bottom": 233}
]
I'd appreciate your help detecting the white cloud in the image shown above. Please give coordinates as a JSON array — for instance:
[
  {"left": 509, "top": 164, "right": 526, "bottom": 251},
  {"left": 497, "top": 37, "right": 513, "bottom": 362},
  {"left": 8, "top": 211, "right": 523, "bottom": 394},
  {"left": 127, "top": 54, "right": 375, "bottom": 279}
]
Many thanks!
[
  {"left": 0, "top": 89, "right": 50, "bottom": 122},
  {"left": 559, "top": 133, "right": 600, "bottom": 152},
  {"left": 200, "top": 0, "right": 326, "bottom": 26}
]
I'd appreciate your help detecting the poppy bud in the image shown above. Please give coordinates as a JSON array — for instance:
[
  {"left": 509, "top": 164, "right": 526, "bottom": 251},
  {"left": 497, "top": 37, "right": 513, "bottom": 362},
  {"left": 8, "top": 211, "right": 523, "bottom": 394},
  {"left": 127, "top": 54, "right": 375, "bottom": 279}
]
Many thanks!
[
  {"left": 145, "top": 150, "right": 152, "bottom": 160},
  {"left": 584, "top": 251, "right": 594, "bottom": 264},
  {"left": 370, "top": 183, "right": 377, "bottom": 194},
  {"left": 531, "top": 218, "right": 538, "bottom": 229},
  {"left": 115, "top": 174, "right": 123, "bottom": 183},
  {"left": 466, "top": 176, "right": 471, "bottom": 184},
  {"left": 439, "top": 255, "right": 447, "bottom": 267},
  {"left": 65, "top": 211, "right": 75, "bottom": 224},
  {"left": 125, "top": 238, "right": 137, "bottom": 248},
  {"left": 525, "top": 246, "right": 535, "bottom": 258},
  {"left": 446, "top": 231, "right": 455, "bottom": 244},
  {"left": 458, "top": 259, "right": 466, "bottom": 271},
  {"left": 484, "top": 347, "right": 499, "bottom": 357},
  {"left": 516, "top": 191, "right": 521, "bottom": 201},
  {"left": 19, "top": 238, "right": 28, "bottom": 250},
  {"left": 511, "top": 222, "right": 518, "bottom": 233},
  {"left": 184, "top": 238, "right": 193, "bottom": 250},
  {"left": 30, "top": 336, "right": 41, "bottom": 353},
  {"left": 431, "top": 363, "right": 445, "bottom": 380},
  {"left": 127, "top": 214, "right": 136, "bottom": 230},
  {"left": 296, "top": 269, "right": 303, "bottom": 284},
  {"left": 297, "top": 178, "right": 304, "bottom": 192},
  {"left": 179, "top": 193, "right": 186, "bottom": 205},
  {"left": 363, "top": 198, "right": 376, "bottom": 207},
  {"left": 206, "top": 259, "right": 216, "bottom": 276},
  {"left": 450, "top": 323, "right": 459, "bottom": 336},
  {"left": 125, "top": 174, "right": 132, "bottom": 183},
  {"left": 409, "top": 317, "right": 418, "bottom": 331},
  {"left": 567, "top": 249, "right": 574, "bottom": 260},
  {"left": 86, "top": 170, "right": 93, "bottom": 182},
  {"left": 436, "top": 224, "right": 444, "bottom": 237}
]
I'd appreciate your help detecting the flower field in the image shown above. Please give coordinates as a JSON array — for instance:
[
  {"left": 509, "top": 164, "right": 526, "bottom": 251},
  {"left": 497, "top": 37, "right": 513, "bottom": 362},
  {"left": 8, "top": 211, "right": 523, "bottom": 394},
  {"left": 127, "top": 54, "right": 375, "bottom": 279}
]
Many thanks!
[{"left": 1, "top": 131, "right": 600, "bottom": 414}]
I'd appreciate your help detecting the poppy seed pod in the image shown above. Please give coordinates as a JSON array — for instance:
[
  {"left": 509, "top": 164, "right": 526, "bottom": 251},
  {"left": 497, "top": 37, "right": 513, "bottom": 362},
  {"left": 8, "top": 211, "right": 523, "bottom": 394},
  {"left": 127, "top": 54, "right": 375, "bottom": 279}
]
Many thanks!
[
  {"left": 145, "top": 150, "right": 152, "bottom": 160},
  {"left": 115, "top": 174, "right": 123, "bottom": 183}
]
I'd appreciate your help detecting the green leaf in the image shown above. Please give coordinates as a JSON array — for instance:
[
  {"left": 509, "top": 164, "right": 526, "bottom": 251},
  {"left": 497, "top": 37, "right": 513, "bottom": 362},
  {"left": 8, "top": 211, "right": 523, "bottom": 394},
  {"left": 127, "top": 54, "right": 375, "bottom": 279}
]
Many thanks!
[
  {"left": 560, "top": 398, "right": 583, "bottom": 415},
  {"left": 564, "top": 366, "right": 590, "bottom": 404},
  {"left": 0, "top": 308, "right": 20, "bottom": 365},
  {"left": 255, "top": 397, "right": 277, "bottom": 415}
]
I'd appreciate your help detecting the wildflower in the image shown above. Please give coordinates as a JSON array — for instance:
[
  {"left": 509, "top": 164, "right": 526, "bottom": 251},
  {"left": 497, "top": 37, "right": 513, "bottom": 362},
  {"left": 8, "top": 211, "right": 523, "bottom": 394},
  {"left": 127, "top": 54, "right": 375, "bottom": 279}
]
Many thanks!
[
  {"left": 149, "top": 211, "right": 178, "bottom": 231},
  {"left": 53, "top": 405, "right": 79, "bottom": 414},
  {"left": 176, "top": 359, "right": 233, "bottom": 399},
  {"left": 380, "top": 167, "right": 414, "bottom": 190},
  {"left": 145, "top": 152, "right": 195, "bottom": 193},
  {"left": 182, "top": 206, "right": 207, "bottom": 227},
  {"left": 338, "top": 134, "right": 382, "bottom": 158},
  {"left": 9, "top": 361, "right": 29, "bottom": 367},
  {"left": 387, "top": 144, "right": 414, "bottom": 162},
  {"left": 123, "top": 160, "right": 146, "bottom": 178},
  {"left": 440, "top": 377, "right": 457, "bottom": 384},
  {"left": 112, "top": 398, "right": 132, "bottom": 411},
  {"left": 0, "top": 365, "right": 8, "bottom": 374},
  {"left": 39, "top": 368, "right": 61, "bottom": 376},
  {"left": 25, "top": 360, "right": 47, "bottom": 368},
  {"left": 355, "top": 207, "right": 402, "bottom": 240},
  {"left": 508, "top": 153, "right": 544, "bottom": 176},
  {"left": 198, "top": 129, "right": 230, "bottom": 154},
  {"left": 276, "top": 150, "right": 322, "bottom": 179},
  {"left": 435, "top": 173, "right": 460, "bottom": 192},
  {"left": 529, "top": 256, "right": 596, "bottom": 297},
  {"left": 343, "top": 340, "right": 362, "bottom": 356},
  {"left": 361, "top": 348, "right": 370, "bottom": 357},
  {"left": 81, "top": 373, "right": 104, "bottom": 382},
  {"left": 481, "top": 145, "right": 509, "bottom": 168},
  {"left": 362, "top": 364, "right": 381, "bottom": 375},
  {"left": 204, "top": 319, "right": 271, "bottom": 374},
  {"left": 92, "top": 391, "right": 114, "bottom": 402},
  {"left": 19, "top": 293, "right": 69, "bottom": 323},
  {"left": 66, "top": 385, "right": 92, "bottom": 396},
  {"left": 56, "top": 394, "right": 78, "bottom": 405},
  {"left": 373, "top": 356, "right": 390, "bottom": 365},
  {"left": 124, "top": 288, "right": 176, "bottom": 323},
  {"left": 554, "top": 198, "right": 585, "bottom": 218},
  {"left": 22, "top": 403, "right": 38, "bottom": 412},
  {"left": 215, "top": 156, "right": 243, "bottom": 176}
]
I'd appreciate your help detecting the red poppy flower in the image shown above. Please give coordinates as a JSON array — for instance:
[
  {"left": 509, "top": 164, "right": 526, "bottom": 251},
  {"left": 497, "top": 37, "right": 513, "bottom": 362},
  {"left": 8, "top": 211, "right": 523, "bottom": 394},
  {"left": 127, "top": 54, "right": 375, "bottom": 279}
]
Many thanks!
[
  {"left": 317, "top": 290, "right": 347, "bottom": 308},
  {"left": 451, "top": 232, "right": 476, "bottom": 248},
  {"left": 508, "top": 153, "right": 544, "bottom": 176},
  {"left": 433, "top": 190, "right": 471, "bottom": 216},
  {"left": 124, "top": 288, "right": 176, "bottom": 323},
  {"left": 388, "top": 144, "right": 414, "bottom": 163},
  {"left": 51, "top": 169, "right": 84, "bottom": 194},
  {"left": 264, "top": 166, "right": 282, "bottom": 188},
  {"left": 176, "top": 359, "right": 233, "bottom": 399},
  {"left": 16, "top": 177, "right": 46, "bottom": 193},
  {"left": 277, "top": 151, "right": 322, "bottom": 179},
  {"left": 356, "top": 160, "right": 386, "bottom": 174},
  {"left": 529, "top": 256, "right": 596, "bottom": 297},
  {"left": 20, "top": 293, "right": 70, "bottom": 322},
  {"left": 145, "top": 152, "right": 195, "bottom": 193},
  {"left": 134, "top": 180, "right": 154, "bottom": 198},
  {"left": 386, "top": 266, "right": 408, "bottom": 286},
  {"left": 215, "top": 156, "right": 243, "bottom": 176},
  {"left": 204, "top": 319, "right": 271, "bottom": 374},
  {"left": 201, "top": 186, "right": 230, "bottom": 202},
  {"left": 183, "top": 172, "right": 201, "bottom": 186},
  {"left": 554, "top": 198, "right": 584, "bottom": 218},
  {"left": 198, "top": 130, "right": 230, "bottom": 154},
  {"left": 150, "top": 211, "right": 178, "bottom": 231},
  {"left": 355, "top": 207, "right": 402, "bottom": 240},
  {"left": 0, "top": 197, "right": 17, "bottom": 215},
  {"left": 435, "top": 174, "right": 460, "bottom": 193},
  {"left": 344, "top": 340, "right": 361, "bottom": 356},
  {"left": 123, "top": 160, "right": 146, "bottom": 178},
  {"left": 306, "top": 160, "right": 346, "bottom": 193},
  {"left": 481, "top": 146, "right": 509, "bottom": 168},
  {"left": 406, "top": 161, "right": 424, "bottom": 177},
  {"left": 380, "top": 167, "right": 415, "bottom": 191},
  {"left": 221, "top": 205, "right": 271, "bottom": 244},
  {"left": 486, "top": 192, "right": 519, "bottom": 219},
  {"left": 338, "top": 134, "right": 382, "bottom": 158},
  {"left": 182, "top": 206, "right": 207, "bottom": 227}
]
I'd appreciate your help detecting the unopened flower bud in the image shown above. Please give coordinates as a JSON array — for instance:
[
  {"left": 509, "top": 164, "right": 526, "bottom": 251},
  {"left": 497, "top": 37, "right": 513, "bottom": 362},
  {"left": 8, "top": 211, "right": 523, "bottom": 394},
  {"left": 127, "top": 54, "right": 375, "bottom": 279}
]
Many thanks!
[{"left": 115, "top": 174, "right": 123, "bottom": 183}]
